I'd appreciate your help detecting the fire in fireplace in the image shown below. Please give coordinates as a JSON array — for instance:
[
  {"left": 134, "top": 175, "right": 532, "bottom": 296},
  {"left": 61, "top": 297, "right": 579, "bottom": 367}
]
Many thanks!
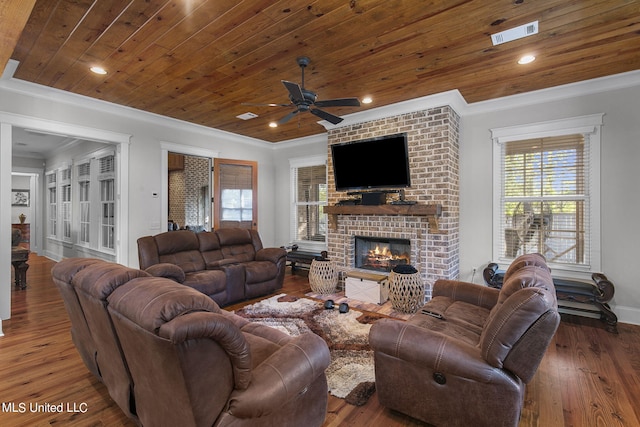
[{"left": 354, "top": 236, "right": 410, "bottom": 273}]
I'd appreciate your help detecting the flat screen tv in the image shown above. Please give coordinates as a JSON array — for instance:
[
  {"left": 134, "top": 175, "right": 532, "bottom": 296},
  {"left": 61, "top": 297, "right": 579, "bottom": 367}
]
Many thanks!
[{"left": 331, "top": 133, "right": 411, "bottom": 192}]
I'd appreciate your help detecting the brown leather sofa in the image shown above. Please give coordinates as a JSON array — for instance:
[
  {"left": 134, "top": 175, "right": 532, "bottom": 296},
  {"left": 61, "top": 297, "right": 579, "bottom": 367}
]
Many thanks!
[
  {"left": 53, "top": 258, "right": 331, "bottom": 427},
  {"left": 51, "top": 258, "right": 151, "bottom": 421},
  {"left": 369, "top": 253, "right": 560, "bottom": 427},
  {"left": 137, "top": 228, "right": 287, "bottom": 307}
]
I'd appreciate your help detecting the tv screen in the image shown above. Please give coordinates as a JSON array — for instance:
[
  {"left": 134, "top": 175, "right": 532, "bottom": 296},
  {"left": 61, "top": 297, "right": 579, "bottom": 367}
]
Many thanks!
[{"left": 331, "top": 133, "right": 411, "bottom": 192}]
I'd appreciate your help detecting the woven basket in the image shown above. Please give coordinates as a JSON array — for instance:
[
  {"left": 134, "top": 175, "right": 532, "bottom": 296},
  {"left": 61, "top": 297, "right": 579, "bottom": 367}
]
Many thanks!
[
  {"left": 309, "top": 259, "right": 338, "bottom": 294},
  {"left": 389, "top": 270, "right": 424, "bottom": 314}
]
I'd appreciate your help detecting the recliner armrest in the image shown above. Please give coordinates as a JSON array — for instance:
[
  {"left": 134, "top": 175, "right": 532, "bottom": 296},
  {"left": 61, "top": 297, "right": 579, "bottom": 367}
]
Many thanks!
[
  {"left": 370, "top": 318, "right": 505, "bottom": 384},
  {"left": 159, "top": 312, "right": 252, "bottom": 389},
  {"left": 226, "top": 332, "right": 330, "bottom": 418},
  {"left": 144, "top": 263, "right": 186, "bottom": 283},
  {"left": 433, "top": 279, "right": 499, "bottom": 310},
  {"left": 255, "top": 247, "right": 287, "bottom": 264}
]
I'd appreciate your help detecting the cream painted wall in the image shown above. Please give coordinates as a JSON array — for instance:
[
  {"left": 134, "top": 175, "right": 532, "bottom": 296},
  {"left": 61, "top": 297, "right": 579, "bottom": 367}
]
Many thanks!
[
  {"left": 459, "top": 84, "right": 640, "bottom": 325},
  {"left": 0, "top": 78, "right": 279, "bottom": 324},
  {"left": 270, "top": 77, "right": 640, "bottom": 325}
]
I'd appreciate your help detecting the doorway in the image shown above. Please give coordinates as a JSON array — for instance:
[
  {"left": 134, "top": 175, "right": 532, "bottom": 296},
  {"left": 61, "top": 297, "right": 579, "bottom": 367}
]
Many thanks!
[
  {"left": 213, "top": 158, "right": 258, "bottom": 230},
  {"left": 167, "top": 152, "right": 211, "bottom": 232}
]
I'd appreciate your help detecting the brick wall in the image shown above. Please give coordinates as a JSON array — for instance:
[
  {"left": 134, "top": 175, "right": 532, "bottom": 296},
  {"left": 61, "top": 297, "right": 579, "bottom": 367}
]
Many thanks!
[
  {"left": 168, "top": 155, "right": 210, "bottom": 229},
  {"left": 326, "top": 106, "right": 460, "bottom": 299}
]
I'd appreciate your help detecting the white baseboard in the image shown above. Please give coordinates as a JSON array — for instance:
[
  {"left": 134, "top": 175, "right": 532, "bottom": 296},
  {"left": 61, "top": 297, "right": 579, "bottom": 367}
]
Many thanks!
[{"left": 612, "top": 305, "right": 640, "bottom": 326}]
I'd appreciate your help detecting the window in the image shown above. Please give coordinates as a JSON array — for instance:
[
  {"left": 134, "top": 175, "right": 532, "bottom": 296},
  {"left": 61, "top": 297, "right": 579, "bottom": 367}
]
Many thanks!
[
  {"left": 290, "top": 156, "right": 327, "bottom": 249},
  {"left": 98, "top": 154, "right": 116, "bottom": 251},
  {"left": 77, "top": 162, "right": 91, "bottom": 244},
  {"left": 44, "top": 149, "right": 116, "bottom": 255},
  {"left": 60, "top": 167, "right": 72, "bottom": 241},
  {"left": 492, "top": 114, "right": 602, "bottom": 273},
  {"left": 221, "top": 189, "right": 253, "bottom": 221},
  {"left": 46, "top": 171, "right": 57, "bottom": 237}
]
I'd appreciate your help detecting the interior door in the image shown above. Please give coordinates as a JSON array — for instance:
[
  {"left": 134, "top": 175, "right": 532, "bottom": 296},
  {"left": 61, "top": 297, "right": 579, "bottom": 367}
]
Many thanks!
[{"left": 213, "top": 158, "right": 257, "bottom": 230}]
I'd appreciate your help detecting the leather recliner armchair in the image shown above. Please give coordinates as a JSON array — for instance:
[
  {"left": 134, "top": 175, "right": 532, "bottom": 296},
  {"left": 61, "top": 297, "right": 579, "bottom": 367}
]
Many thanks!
[
  {"left": 107, "top": 276, "right": 331, "bottom": 427},
  {"left": 369, "top": 253, "right": 560, "bottom": 427}
]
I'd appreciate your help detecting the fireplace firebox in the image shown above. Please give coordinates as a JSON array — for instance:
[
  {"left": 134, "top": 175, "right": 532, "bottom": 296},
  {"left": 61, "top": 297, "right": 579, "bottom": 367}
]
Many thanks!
[{"left": 354, "top": 236, "right": 410, "bottom": 273}]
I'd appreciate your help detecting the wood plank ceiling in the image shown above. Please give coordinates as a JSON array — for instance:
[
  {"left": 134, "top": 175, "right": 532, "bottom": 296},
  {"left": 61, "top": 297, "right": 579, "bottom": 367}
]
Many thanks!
[{"left": 7, "top": 0, "right": 640, "bottom": 143}]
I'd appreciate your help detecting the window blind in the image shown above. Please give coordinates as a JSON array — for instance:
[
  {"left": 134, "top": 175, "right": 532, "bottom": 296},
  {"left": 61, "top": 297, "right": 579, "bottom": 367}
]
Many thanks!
[
  {"left": 291, "top": 164, "right": 327, "bottom": 244},
  {"left": 500, "top": 133, "right": 590, "bottom": 266}
]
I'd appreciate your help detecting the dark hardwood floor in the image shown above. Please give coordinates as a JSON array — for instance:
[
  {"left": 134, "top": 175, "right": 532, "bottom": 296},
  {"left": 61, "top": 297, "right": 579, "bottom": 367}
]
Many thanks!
[{"left": 1, "top": 254, "right": 639, "bottom": 426}]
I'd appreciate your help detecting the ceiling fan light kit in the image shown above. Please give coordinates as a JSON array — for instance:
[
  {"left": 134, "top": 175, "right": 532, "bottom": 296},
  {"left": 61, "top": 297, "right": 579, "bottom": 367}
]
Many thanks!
[{"left": 247, "top": 56, "right": 361, "bottom": 127}]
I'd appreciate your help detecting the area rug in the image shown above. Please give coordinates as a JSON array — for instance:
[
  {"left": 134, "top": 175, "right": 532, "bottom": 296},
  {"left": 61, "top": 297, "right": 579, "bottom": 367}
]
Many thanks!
[
  {"left": 305, "top": 290, "right": 413, "bottom": 321},
  {"left": 234, "top": 293, "right": 385, "bottom": 406}
]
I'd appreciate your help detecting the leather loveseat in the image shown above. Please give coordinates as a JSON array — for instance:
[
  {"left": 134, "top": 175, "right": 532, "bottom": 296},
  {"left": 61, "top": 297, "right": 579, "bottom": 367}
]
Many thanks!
[
  {"left": 137, "top": 228, "right": 286, "bottom": 307},
  {"left": 369, "top": 253, "right": 560, "bottom": 427},
  {"left": 52, "top": 257, "right": 331, "bottom": 427}
]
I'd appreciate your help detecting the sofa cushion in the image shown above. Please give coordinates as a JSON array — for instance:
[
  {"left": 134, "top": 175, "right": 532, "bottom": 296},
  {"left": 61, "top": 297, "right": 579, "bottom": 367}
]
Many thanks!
[
  {"left": 244, "top": 261, "right": 278, "bottom": 284},
  {"left": 155, "top": 230, "right": 206, "bottom": 272},
  {"left": 407, "top": 312, "right": 483, "bottom": 347},
  {"left": 198, "top": 231, "right": 225, "bottom": 265},
  {"left": 423, "top": 297, "right": 491, "bottom": 336},
  {"left": 183, "top": 270, "right": 227, "bottom": 296},
  {"left": 217, "top": 228, "right": 257, "bottom": 262}
]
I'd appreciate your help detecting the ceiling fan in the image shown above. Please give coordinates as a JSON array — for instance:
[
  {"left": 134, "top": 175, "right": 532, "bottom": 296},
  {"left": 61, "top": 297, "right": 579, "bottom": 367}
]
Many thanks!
[{"left": 245, "top": 56, "right": 361, "bottom": 126}]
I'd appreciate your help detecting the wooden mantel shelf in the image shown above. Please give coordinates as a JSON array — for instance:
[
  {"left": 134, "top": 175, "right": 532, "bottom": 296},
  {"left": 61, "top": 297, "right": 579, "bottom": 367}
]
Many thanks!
[{"left": 325, "top": 203, "right": 442, "bottom": 232}]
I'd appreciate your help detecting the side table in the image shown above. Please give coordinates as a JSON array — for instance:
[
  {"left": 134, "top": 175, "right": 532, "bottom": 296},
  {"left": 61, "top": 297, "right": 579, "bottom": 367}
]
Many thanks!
[
  {"left": 309, "top": 259, "right": 338, "bottom": 294},
  {"left": 389, "top": 269, "right": 424, "bottom": 314}
]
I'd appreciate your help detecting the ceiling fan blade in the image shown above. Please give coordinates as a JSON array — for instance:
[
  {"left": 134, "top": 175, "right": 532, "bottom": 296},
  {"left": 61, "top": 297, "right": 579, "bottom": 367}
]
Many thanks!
[
  {"left": 278, "top": 109, "right": 300, "bottom": 125},
  {"left": 282, "top": 80, "right": 305, "bottom": 103},
  {"left": 314, "top": 98, "right": 361, "bottom": 108},
  {"left": 241, "top": 102, "right": 291, "bottom": 107},
  {"left": 311, "top": 108, "right": 343, "bottom": 125}
]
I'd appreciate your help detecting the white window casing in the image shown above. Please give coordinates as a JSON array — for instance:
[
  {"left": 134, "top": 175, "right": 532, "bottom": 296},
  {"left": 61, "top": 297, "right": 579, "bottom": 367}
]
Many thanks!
[{"left": 491, "top": 114, "right": 603, "bottom": 277}]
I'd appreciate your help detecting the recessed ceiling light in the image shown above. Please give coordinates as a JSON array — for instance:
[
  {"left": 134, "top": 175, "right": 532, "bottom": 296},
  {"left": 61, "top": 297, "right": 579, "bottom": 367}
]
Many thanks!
[
  {"left": 518, "top": 54, "right": 536, "bottom": 65},
  {"left": 269, "top": 122, "right": 278, "bottom": 128},
  {"left": 90, "top": 66, "right": 107, "bottom": 75},
  {"left": 362, "top": 96, "right": 373, "bottom": 104}
]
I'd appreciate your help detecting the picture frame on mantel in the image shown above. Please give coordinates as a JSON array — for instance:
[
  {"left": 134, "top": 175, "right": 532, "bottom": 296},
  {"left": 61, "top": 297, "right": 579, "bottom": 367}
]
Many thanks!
[{"left": 12, "top": 189, "right": 30, "bottom": 207}]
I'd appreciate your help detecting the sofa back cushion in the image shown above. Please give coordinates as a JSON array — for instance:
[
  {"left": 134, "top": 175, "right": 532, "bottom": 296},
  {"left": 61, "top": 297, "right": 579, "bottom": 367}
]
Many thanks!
[
  {"left": 502, "top": 253, "right": 550, "bottom": 283},
  {"left": 198, "top": 231, "right": 225, "bottom": 265},
  {"left": 153, "top": 230, "right": 205, "bottom": 272},
  {"left": 71, "top": 260, "right": 151, "bottom": 418},
  {"left": 107, "top": 278, "right": 249, "bottom": 427},
  {"left": 479, "top": 264, "right": 559, "bottom": 382},
  {"left": 216, "top": 228, "right": 257, "bottom": 262}
]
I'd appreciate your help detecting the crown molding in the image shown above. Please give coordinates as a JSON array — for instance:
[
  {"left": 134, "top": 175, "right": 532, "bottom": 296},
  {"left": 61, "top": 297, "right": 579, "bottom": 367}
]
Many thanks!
[
  {"left": 4, "top": 59, "right": 640, "bottom": 149},
  {"left": 1, "top": 60, "right": 269, "bottom": 148}
]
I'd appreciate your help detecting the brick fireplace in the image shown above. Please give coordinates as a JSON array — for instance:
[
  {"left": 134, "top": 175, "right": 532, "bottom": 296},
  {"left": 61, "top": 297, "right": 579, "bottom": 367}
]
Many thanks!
[
  {"left": 354, "top": 235, "right": 411, "bottom": 272},
  {"left": 326, "top": 106, "right": 460, "bottom": 300}
]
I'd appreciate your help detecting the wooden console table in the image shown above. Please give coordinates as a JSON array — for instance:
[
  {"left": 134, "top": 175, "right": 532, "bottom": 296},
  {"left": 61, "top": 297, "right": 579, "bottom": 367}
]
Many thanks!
[
  {"left": 483, "top": 263, "right": 617, "bottom": 333},
  {"left": 11, "top": 246, "right": 30, "bottom": 290},
  {"left": 284, "top": 249, "right": 328, "bottom": 273},
  {"left": 325, "top": 204, "right": 442, "bottom": 232},
  {"left": 11, "top": 223, "right": 30, "bottom": 250}
]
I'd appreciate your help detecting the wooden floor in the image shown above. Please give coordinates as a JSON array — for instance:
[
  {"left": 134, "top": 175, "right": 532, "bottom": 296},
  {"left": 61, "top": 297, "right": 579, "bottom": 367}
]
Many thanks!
[{"left": 1, "top": 254, "right": 639, "bottom": 426}]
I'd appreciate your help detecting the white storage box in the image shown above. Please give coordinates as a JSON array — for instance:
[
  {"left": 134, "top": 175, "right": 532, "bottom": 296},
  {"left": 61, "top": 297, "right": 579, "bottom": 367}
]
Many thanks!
[{"left": 345, "top": 271, "right": 389, "bottom": 304}]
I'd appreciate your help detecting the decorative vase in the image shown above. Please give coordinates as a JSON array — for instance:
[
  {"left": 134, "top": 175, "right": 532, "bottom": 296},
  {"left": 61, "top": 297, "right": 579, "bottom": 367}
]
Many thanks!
[
  {"left": 309, "top": 258, "right": 338, "bottom": 294},
  {"left": 389, "top": 266, "right": 424, "bottom": 314},
  {"left": 19, "top": 213, "right": 26, "bottom": 224}
]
